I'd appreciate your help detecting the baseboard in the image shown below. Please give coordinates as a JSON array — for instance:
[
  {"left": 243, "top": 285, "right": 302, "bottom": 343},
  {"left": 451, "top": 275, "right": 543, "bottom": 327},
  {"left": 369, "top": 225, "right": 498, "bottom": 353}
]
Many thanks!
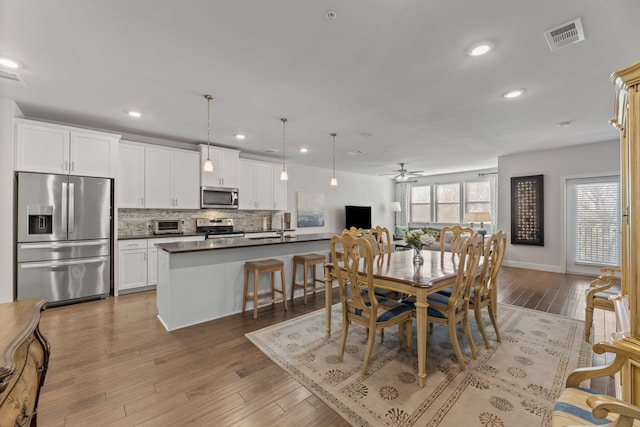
[{"left": 502, "top": 260, "right": 562, "bottom": 273}]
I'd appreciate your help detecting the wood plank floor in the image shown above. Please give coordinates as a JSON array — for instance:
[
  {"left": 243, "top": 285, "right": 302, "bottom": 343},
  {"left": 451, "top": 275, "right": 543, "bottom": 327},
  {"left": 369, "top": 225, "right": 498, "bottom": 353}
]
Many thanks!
[{"left": 36, "top": 266, "right": 612, "bottom": 426}]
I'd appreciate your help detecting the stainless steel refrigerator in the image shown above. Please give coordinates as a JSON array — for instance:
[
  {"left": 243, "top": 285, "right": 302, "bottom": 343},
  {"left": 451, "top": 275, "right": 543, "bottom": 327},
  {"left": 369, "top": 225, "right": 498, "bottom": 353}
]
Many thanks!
[{"left": 16, "top": 172, "right": 112, "bottom": 305}]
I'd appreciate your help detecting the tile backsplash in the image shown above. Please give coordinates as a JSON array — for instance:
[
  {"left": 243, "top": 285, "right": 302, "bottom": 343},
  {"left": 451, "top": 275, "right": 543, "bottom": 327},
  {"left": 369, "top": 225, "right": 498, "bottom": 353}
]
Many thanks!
[{"left": 118, "top": 209, "right": 278, "bottom": 235}]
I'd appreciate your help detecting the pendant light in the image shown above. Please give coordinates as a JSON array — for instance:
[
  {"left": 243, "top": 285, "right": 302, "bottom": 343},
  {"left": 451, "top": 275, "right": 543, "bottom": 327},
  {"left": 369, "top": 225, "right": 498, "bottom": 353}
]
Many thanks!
[
  {"left": 280, "top": 117, "right": 288, "bottom": 181},
  {"left": 202, "top": 95, "right": 214, "bottom": 173},
  {"left": 330, "top": 132, "right": 338, "bottom": 186}
]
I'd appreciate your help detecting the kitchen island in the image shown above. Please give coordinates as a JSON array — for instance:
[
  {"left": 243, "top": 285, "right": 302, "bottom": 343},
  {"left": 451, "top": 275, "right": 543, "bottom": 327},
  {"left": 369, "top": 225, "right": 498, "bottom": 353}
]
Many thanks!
[{"left": 156, "top": 233, "right": 334, "bottom": 331}]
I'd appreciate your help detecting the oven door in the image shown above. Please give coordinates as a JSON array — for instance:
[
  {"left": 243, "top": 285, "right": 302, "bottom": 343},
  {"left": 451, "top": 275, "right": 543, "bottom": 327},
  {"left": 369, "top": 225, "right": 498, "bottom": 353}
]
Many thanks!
[{"left": 201, "top": 187, "right": 239, "bottom": 209}]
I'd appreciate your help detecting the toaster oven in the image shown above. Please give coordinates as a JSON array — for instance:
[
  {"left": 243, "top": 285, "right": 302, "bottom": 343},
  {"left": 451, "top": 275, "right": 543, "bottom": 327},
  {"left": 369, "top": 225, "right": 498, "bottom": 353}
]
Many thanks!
[{"left": 152, "top": 219, "right": 185, "bottom": 235}]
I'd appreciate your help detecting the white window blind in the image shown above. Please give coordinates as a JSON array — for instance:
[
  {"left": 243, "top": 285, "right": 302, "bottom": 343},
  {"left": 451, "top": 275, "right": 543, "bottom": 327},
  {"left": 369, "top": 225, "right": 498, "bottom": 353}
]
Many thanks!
[
  {"left": 574, "top": 181, "right": 620, "bottom": 266},
  {"left": 410, "top": 185, "right": 431, "bottom": 222}
]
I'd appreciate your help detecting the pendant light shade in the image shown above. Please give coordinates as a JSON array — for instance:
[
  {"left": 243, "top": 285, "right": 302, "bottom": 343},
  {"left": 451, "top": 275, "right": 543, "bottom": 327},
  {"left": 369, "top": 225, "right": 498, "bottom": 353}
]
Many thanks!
[
  {"left": 203, "top": 95, "right": 214, "bottom": 173},
  {"left": 330, "top": 132, "right": 338, "bottom": 186},
  {"left": 280, "top": 117, "right": 288, "bottom": 181}
]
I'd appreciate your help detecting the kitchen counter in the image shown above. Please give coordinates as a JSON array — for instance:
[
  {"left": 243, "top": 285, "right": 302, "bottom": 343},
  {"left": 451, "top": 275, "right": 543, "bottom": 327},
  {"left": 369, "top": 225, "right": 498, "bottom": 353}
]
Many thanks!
[
  {"left": 156, "top": 233, "right": 335, "bottom": 331},
  {"left": 118, "top": 232, "right": 206, "bottom": 240},
  {"left": 118, "top": 229, "right": 297, "bottom": 240},
  {"left": 156, "top": 233, "right": 335, "bottom": 254}
]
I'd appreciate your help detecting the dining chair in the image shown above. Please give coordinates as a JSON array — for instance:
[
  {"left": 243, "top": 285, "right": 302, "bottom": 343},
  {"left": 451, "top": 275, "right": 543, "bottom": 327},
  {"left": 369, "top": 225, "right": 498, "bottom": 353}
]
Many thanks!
[
  {"left": 584, "top": 266, "right": 622, "bottom": 341},
  {"left": 439, "top": 225, "right": 475, "bottom": 254},
  {"left": 410, "top": 233, "right": 483, "bottom": 370},
  {"left": 329, "top": 233, "right": 414, "bottom": 375},
  {"left": 469, "top": 230, "right": 507, "bottom": 349}
]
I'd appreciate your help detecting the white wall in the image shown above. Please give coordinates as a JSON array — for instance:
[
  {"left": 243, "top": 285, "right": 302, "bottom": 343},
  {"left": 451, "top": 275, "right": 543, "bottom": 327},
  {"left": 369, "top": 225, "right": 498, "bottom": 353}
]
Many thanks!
[
  {"left": 498, "top": 140, "right": 619, "bottom": 273},
  {"left": 286, "top": 162, "right": 396, "bottom": 234},
  {"left": 0, "top": 98, "right": 22, "bottom": 302}
]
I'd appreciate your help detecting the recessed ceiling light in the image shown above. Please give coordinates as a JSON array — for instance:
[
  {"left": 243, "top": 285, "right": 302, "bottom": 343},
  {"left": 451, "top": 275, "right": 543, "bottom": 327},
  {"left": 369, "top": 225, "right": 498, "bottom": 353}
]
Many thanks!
[
  {"left": 299, "top": 147, "right": 308, "bottom": 153},
  {"left": 127, "top": 110, "right": 142, "bottom": 118},
  {"left": 263, "top": 148, "right": 278, "bottom": 154},
  {"left": 467, "top": 42, "right": 493, "bottom": 56},
  {"left": 348, "top": 150, "right": 366, "bottom": 156},
  {"left": 558, "top": 120, "right": 573, "bottom": 128},
  {"left": 0, "top": 57, "right": 22, "bottom": 69},
  {"left": 235, "top": 133, "right": 246, "bottom": 140},
  {"left": 503, "top": 89, "right": 526, "bottom": 99}
]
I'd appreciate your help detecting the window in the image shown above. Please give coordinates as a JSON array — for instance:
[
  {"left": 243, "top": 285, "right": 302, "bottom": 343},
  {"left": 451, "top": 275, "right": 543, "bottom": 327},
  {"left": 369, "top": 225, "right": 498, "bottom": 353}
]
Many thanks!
[
  {"left": 464, "top": 181, "right": 491, "bottom": 224},
  {"left": 410, "top": 185, "right": 431, "bottom": 222},
  {"left": 436, "top": 183, "right": 460, "bottom": 223},
  {"left": 408, "top": 177, "right": 493, "bottom": 224}
]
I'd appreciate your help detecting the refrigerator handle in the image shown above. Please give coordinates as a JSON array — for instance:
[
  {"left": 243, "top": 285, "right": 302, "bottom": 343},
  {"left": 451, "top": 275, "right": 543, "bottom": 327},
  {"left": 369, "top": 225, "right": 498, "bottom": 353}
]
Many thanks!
[
  {"left": 68, "top": 182, "right": 75, "bottom": 234},
  {"left": 61, "top": 182, "right": 68, "bottom": 234}
]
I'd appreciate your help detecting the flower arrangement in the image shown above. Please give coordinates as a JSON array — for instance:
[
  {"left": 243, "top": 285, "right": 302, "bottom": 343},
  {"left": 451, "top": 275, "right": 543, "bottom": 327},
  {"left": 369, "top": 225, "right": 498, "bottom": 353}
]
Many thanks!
[{"left": 404, "top": 228, "right": 437, "bottom": 250}]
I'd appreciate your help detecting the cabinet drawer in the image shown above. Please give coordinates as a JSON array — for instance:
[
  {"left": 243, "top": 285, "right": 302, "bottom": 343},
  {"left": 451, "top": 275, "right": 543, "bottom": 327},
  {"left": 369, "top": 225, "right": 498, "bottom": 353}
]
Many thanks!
[{"left": 119, "top": 240, "right": 147, "bottom": 250}]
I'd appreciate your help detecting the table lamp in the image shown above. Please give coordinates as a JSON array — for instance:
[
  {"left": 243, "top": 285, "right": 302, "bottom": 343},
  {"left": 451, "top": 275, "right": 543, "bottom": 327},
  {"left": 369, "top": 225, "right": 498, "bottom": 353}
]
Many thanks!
[{"left": 464, "top": 211, "right": 491, "bottom": 235}]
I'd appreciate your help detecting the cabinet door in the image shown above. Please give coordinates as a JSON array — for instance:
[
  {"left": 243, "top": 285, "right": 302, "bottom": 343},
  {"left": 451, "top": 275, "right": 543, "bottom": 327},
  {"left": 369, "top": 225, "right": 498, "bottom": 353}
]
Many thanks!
[
  {"left": 172, "top": 150, "right": 200, "bottom": 209},
  {"left": 148, "top": 246, "right": 158, "bottom": 286},
  {"left": 70, "top": 131, "right": 119, "bottom": 177},
  {"left": 273, "top": 166, "right": 287, "bottom": 210},
  {"left": 117, "top": 142, "right": 145, "bottom": 208},
  {"left": 238, "top": 159, "right": 257, "bottom": 209},
  {"left": 145, "top": 146, "right": 174, "bottom": 208},
  {"left": 15, "top": 120, "right": 70, "bottom": 174},
  {"left": 217, "top": 148, "right": 239, "bottom": 187},
  {"left": 200, "top": 145, "right": 240, "bottom": 188},
  {"left": 118, "top": 241, "right": 148, "bottom": 291},
  {"left": 254, "top": 163, "right": 273, "bottom": 210}
]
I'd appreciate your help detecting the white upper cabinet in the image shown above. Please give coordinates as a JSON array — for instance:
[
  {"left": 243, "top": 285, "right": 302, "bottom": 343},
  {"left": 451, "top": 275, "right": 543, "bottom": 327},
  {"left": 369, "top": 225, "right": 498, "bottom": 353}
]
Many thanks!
[
  {"left": 172, "top": 150, "right": 200, "bottom": 209},
  {"left": 200, "top": 144, "right": 240, "bottom": 188},
  {"left": 238, "top": 159, "right": 287, "bottom": 210},
  {"left": 117, "top": 141, "right": 146, "bottom": 208},
  {"left": 15, "top": 118, "right": 120, "bottom": 177},
  {"left": 144, "top": 145, "right": 199, "bottom": 209}
]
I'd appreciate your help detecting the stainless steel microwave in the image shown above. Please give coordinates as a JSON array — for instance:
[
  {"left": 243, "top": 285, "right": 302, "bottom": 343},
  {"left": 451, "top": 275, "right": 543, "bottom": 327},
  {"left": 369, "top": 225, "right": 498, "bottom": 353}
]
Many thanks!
[{"left": 201, "top": 186, "right": 239, "bottom": 209}]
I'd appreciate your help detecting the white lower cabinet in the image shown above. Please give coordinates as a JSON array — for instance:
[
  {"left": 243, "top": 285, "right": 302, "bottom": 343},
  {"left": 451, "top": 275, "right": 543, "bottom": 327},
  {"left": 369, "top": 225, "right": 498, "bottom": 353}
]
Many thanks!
[
  {"left": 118, "top": 236, "right": 204, "bottom": 293},
  {"left": 118, "top": 240, "right": 148, "bottom": 292}
]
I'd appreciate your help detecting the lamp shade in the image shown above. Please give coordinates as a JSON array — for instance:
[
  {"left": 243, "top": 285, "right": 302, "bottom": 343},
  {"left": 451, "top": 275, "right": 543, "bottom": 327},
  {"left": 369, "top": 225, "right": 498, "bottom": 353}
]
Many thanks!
[
  {"left": 389, "top": 201, "right": 401, "bottom": 212},
  {"left": 464, "top": 211, "right": 491, "bottom": 223}
]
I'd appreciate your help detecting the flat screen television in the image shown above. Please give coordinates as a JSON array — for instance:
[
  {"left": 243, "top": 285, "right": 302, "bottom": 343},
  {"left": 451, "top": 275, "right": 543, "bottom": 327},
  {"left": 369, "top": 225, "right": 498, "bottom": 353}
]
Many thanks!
[{"left": 345, "top": 205, "right": 372, "bottom": 230}]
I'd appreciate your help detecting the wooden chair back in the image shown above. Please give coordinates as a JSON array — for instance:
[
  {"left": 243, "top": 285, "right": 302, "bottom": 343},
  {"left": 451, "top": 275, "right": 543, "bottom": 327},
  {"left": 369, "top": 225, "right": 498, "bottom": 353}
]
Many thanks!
[
  {"left": 369, "top": 226, "right": 392, "bottom": 255},
  {"left": 448, "top": 234, "right": 484, "bottom": 311},
  {"left": 439, "top": 225, "right": 475, "bottom": 254},
  {"left": 329, "top": 233, "right": 377, "bottom": 318},
  {"left": 474, "top": 230, "right": 507, "bottom": 301}
]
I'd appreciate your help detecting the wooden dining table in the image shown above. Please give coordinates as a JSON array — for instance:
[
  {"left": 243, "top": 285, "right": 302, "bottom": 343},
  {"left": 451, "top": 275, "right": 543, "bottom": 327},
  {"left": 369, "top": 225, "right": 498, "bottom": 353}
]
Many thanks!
[{"left": 323, "top": 249, "right": 465, "bottom": 388}]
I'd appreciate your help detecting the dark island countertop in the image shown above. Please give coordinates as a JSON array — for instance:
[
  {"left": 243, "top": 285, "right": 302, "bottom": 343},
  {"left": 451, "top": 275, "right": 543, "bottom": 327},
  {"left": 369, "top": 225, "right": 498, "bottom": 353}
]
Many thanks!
[
  {"left": 157, "top": 233, "right": 336, "bottom": 254},
  {"left": 118, "top": 229, "right": 297, "bottom": 240}
]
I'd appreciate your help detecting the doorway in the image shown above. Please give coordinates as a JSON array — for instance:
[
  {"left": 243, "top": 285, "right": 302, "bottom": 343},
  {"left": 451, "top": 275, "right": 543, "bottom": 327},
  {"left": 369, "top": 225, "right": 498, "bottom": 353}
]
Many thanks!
[{"left": 565, "top": 176, "right": 620, "bottom": 275}]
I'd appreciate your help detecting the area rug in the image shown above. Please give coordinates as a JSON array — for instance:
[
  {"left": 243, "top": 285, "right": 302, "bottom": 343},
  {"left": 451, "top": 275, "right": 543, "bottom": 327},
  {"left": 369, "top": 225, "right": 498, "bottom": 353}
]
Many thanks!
[{"left": 246, "top": 303, "right": 592, "bottom": 427}]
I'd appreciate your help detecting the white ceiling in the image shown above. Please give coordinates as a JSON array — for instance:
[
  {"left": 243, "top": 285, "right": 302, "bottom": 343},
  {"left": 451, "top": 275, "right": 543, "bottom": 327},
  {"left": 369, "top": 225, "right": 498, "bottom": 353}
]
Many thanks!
[{"left": 1, "top": 1, "right": 638, "bottom": 178}]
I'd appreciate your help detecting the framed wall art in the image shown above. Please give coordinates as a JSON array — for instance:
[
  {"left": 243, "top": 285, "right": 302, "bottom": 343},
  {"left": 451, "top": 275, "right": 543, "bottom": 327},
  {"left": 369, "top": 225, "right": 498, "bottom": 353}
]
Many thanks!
[
  {"left": 510, "top": 174, "right": 544, "bottom": 246},
  {"left": 297, "top": 191, "right": 325, "bottom": 227}
]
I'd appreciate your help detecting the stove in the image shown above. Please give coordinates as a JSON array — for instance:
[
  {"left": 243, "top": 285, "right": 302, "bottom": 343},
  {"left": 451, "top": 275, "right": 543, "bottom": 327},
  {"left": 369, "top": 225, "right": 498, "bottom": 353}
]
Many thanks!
[{"left": 196, "top": 218, "right": 245, "bottom": 239}]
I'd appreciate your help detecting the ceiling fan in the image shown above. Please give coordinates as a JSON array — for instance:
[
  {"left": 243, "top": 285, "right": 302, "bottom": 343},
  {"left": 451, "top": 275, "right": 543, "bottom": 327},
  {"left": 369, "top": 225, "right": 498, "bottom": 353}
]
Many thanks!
[{"left": 380, "top": 163, "right": 424, "bottom": 181}]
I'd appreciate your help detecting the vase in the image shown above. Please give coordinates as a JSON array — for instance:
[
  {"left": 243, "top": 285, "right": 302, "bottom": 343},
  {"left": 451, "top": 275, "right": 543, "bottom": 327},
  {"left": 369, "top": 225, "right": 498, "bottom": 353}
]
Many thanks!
[{"left": 413, "top": 246, "right": 423, "bottom": 265}]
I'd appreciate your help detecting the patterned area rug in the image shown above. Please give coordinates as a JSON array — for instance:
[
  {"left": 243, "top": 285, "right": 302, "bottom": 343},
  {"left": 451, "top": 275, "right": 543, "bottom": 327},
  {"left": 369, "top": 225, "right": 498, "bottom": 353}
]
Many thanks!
[{"left": 246, "top": 303, "right": 592, "bottom": 427}]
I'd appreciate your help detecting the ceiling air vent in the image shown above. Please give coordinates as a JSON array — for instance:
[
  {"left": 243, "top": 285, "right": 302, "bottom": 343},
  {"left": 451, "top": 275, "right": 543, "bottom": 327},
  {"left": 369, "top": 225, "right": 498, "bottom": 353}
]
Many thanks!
[
  {"left": 0, "top": 69, "right": 25, "bottom": 85},
  {"left": 544, "top": 18, "right": 585, "bottom": 51}
]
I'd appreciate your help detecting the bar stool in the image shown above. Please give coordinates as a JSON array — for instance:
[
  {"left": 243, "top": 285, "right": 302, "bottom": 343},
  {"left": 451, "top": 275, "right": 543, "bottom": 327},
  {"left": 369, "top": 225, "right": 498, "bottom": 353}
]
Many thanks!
[
  {"left": 291, "top": 253, "right": 326, "bottom": 304},
  {"left": 243, "top": 259, "right": 287, "bottom": 319}
]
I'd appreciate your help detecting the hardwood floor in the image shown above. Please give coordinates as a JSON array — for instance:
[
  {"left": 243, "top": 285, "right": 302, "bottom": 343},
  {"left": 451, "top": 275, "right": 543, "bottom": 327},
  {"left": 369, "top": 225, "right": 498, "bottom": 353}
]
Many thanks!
[{"left": 36, "top": 266, "right": 611, "bottom": 426}]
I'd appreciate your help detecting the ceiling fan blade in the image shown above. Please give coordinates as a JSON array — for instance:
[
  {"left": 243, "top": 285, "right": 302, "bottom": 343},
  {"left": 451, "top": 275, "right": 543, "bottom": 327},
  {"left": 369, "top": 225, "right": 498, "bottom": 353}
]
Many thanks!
[{"left": 407, "top": 170, "right": 424, "bottom": 174}]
